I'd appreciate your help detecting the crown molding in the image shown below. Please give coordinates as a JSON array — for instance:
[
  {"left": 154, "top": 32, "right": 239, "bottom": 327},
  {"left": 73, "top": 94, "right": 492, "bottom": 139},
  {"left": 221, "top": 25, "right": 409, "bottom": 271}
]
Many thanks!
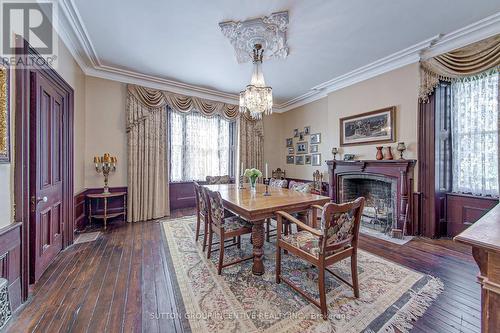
[
  {"left": 421, "top": 11, "right": 500, "bottom": 59},
  {"left": 86, "top": 65, "right": 240, "bottom": 104},
  {"left": 275, "top": 12, "right": 500, "bottom": 112},
  {"left": 54, "top": 1, "right": 500, "bottom": 112},
  {"left": 58, "top": 0, "right": 100, "bottom": 67},
  {"left": 273, "top": 36, "right": 440, "bottom": 112}
]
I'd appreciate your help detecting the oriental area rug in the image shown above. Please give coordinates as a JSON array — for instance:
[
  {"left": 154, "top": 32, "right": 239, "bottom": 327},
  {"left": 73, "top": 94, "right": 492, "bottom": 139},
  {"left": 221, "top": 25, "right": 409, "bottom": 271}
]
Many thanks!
[{"left": 161, "top": 216, "right": 443, "bottom": 333}]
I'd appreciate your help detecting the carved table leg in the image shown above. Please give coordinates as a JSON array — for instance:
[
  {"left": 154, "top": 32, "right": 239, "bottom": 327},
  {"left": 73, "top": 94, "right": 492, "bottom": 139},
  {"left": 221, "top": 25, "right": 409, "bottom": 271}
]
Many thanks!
[{"left": 251, "top": 221, "right": 265, "bottom": 275}]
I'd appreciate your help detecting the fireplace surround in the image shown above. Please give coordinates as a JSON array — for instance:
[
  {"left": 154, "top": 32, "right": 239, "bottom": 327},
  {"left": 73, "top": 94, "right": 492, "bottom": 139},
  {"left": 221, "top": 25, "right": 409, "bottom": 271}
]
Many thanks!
[{"left": 327, "top": 160, "right": 416, "bottom": 236}]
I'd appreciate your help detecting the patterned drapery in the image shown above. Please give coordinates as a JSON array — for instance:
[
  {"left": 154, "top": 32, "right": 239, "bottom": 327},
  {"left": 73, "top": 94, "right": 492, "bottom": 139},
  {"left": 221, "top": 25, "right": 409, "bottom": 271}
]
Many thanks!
[
  {"left": 419, "top": 34, "right": 500, "bottom": 101},
  {"left": 127, "top": 84, "right": 239, "bottom": 120},
  {"left": 127, "top": 94, "right": 170, "bottom": 222},
  {"left": 127, "top": 84, "right": 264, "bottom": 220},
  {"left": 451, "top": 72, "right": 499, "bottom": 196},
  {"left": 238, "top": 115, "right": 264, "bottom": 175}
]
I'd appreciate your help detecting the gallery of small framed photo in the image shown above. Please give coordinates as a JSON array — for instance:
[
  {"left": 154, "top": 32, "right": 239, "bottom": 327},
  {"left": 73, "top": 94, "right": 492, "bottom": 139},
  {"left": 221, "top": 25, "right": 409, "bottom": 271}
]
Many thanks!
[
  {"left": 286, "top": 155, "right": 294, "bottom": 164},
  {"left": 310, "top": 144, "right": 318, "bottom": 153},
  {"left": 305, "top": 155, "right": 311, "bottom": 164},
  {"left": 296, "top": 142, "right": 308, "bottom": 154},
  {"left": 293, "top": 129, "right": 299, "bottom": 137},
  {"left": 287, "top": 147, "right": 294, "bottom": 154},
  {"left": 304, "top": 126, "right": 310, "bottom": 135},
  {"left": 286, "top": 138, "right": 293, "bottom": 147},
  {"left": 339, "top": 106, "right": 396, "bottom": 146},
  {"left": 295, "top": 155, "right": 304, "bottom": 165},
  {"left": 312, "top": 153, "right": 321, "bottom": 166}
]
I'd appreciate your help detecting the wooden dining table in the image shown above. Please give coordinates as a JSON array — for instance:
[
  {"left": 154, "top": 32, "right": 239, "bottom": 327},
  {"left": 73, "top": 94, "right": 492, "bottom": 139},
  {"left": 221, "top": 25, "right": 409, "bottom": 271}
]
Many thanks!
[{"left": 203, "top": 183, "right": 331, "bottom": 275}]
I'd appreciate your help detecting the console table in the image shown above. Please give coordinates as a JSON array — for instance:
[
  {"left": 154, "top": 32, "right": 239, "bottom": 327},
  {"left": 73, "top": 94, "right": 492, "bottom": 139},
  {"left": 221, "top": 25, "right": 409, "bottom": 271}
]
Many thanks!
[
  {"left": 455, "top": 203, "right": 500, "bottom": 332},
  {"left": 86, "top": 192, "right": 127, "bottom": 230}
]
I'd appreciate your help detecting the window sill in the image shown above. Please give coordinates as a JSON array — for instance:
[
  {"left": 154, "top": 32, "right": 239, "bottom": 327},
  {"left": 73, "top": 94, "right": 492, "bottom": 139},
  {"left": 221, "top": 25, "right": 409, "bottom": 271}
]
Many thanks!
[{"left": 446, "top": 192, "right": 499, "bottom": 201}]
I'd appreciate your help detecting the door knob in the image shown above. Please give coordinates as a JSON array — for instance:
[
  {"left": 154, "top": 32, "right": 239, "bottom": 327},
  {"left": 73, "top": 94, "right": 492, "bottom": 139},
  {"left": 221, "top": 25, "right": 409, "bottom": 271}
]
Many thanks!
[{"left": 31, "top": 196, "right": 48, "bottom": 212}]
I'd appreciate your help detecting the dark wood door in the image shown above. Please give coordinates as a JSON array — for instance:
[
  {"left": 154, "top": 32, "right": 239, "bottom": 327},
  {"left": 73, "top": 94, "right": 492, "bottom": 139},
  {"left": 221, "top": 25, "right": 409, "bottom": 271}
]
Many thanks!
[{"left": 29, "top": 72, "right": 65, "bottom": 282}]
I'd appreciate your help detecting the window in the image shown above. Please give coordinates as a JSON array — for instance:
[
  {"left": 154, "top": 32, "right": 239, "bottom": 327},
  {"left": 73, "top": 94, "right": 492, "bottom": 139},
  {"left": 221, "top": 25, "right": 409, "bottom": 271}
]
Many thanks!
[
  {"left": 170, "top": 109, "right": 236, "bottom": 182},
  {"left": 451, "top": 72, "right": 499, "bottom": 196}
]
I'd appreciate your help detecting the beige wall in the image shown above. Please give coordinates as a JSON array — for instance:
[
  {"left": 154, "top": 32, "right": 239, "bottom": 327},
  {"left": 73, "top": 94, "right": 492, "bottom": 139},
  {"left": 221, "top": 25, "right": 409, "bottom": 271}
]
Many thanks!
[
  {"left": 264, "top": 97, "right": 330, "bottom": 180},
  {"left": 264, "top": 63, "right": 420, "bottom": 183},
  {"left": 84, "top": 77, "right": 127, "bottom": 189},
  {"left": 55, "top": 38, "right": 87, "bottom": 194}
]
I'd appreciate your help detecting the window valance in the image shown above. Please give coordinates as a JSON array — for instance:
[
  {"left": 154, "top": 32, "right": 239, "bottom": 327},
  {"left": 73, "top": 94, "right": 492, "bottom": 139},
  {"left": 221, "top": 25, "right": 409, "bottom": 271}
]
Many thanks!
[
  {"left": 419, "top": 34, "right": 500, "bottom": 101},
  {"left": 127, "top": 84, "right": 241, "bottom": 128}
]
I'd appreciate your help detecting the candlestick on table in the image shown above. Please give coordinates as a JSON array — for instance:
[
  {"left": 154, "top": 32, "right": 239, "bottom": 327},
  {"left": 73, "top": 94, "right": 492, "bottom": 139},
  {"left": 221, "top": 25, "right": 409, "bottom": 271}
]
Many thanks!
[{"left": 263, "top": 177, "right": 271, "bottom": 196}]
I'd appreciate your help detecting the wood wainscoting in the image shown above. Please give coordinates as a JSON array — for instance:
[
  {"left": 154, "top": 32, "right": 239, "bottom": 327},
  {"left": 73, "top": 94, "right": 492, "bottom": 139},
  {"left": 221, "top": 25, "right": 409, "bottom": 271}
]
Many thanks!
[
  {"left": 73, "top": 187, "right": 128, "bottom": 231},
  {"left": 0, "top": 223, "right": 22, "bottom": 312},
  {"left": 446, "top": 193, "right": 498, "bottom": 237},
  {"left": 170, "top": 182, "right": 197, "bottom": 211}
]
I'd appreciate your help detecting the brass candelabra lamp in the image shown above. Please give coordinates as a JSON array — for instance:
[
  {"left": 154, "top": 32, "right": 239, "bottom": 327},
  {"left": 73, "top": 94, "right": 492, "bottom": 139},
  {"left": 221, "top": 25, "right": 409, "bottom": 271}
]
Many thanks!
[{"left": 94, "top": 153, "right": 117, "bottom": 194}]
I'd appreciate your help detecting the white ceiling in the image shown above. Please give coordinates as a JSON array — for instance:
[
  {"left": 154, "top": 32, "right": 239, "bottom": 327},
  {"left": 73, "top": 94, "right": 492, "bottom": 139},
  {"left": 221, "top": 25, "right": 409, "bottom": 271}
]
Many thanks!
[{"left": 71, "top": 0, "right": 500, "bottom": 105}]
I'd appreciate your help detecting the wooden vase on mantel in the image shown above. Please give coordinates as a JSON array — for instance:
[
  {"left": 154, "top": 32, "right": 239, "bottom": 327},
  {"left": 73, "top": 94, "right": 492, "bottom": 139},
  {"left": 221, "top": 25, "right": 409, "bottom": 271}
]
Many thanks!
[
  {"left": 375, "top": 146, "right": 383, "bottom": 160},
  {"left": 385, "top": 146, "right": 394, "bottom": 160}
]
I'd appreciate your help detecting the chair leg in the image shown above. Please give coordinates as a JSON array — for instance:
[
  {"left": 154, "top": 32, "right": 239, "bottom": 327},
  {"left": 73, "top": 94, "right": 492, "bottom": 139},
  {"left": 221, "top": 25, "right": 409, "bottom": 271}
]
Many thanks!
[
  {"left": 207, "top": 227, "right": 213, "bottom": 259},
  {"left": 265, "top": 219, "right": 270, "bottom": 242},
  {"left": 195, "top": 213, "right": 201, "bottom": 242},
  {"left": 283, "top": 223, "right": 289, "bottom": 255},
  {"left": 237, "top": 235, "right": 241, "bottom": 249},
  {"left": 202, "top": 217, "right": 208, "bottom": 252},
  {"left": 351, "top": 251, "right": 359, "bottom": 298},
  {"left": 275, "top": 244, "right": 281, "bottom": 283},
  {"left": 318, "top": 266, "right": 328, "bottom": 320},
  {"left": 218, "top": 236, "right": 225, "bottom": 275}
]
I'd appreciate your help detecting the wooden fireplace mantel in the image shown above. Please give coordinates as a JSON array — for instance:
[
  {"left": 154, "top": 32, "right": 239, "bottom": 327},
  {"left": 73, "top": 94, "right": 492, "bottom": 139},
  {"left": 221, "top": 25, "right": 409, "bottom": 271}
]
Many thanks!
[{"left": 326, "top": 159, "right": 416, "bottom": 235}]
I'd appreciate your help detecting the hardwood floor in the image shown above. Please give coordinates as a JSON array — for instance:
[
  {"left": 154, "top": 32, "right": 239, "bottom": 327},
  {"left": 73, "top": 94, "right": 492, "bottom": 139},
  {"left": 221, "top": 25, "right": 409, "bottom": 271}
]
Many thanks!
[{"left": 6, "top": 208, "right": 480, "bottom": 333}]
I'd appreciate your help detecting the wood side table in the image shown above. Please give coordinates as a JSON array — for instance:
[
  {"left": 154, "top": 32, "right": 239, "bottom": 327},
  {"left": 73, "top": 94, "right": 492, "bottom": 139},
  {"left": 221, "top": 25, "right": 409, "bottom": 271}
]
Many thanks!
[{"left": 86, "top": 191, "right": 127, "bottom": 230}]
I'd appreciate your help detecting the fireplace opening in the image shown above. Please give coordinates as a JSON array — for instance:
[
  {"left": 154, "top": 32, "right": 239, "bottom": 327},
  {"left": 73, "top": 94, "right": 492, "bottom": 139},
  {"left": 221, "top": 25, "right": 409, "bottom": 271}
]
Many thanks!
[{"left": 339, "top": 174, "right": 397, "bottom": 236}]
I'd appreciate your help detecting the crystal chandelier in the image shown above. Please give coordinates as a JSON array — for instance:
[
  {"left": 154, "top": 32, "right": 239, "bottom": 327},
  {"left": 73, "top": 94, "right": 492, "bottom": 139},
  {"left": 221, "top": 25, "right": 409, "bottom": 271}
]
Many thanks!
[{"left": 239, "top": 44, "right": 273, "bottom": 119}]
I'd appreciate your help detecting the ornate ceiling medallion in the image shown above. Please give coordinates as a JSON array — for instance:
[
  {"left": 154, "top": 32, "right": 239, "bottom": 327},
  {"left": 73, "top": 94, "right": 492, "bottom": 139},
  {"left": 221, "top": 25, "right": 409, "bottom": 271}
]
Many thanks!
[{"left": 219, "top": 11, "right": 289, "bottom": 64}]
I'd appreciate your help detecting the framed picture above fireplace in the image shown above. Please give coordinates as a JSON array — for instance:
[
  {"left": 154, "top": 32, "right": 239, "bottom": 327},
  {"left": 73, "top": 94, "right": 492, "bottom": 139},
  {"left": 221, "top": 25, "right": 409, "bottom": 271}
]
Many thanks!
[{"left": 340, "top": 106, "right": 396, "bottom": 146}]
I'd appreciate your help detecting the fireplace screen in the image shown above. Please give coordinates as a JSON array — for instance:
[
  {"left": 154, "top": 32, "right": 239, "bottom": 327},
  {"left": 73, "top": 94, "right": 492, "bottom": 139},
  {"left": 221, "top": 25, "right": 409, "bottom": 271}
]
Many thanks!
[{"left": 339, "top": 174, "right": 397, "bottom": 235}]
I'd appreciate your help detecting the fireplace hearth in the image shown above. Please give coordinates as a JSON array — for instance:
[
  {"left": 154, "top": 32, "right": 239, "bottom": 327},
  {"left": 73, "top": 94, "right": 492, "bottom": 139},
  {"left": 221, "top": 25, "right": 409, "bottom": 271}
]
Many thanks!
[
  {"left": 340, "top": 174, "right": 397, "bottom": 236},
  {"left": 327, "top": 159, "right": 416, "bottom": 236}
]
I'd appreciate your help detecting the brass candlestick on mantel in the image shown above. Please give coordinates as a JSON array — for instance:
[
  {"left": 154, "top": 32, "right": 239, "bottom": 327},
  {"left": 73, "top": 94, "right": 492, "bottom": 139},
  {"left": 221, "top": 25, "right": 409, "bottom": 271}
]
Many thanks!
[
  {"left": 94, "top": 153, "right": 117, "bottom": 194},
  {"left": 397, "top": 142, "right": 407, "bottom": 159}
]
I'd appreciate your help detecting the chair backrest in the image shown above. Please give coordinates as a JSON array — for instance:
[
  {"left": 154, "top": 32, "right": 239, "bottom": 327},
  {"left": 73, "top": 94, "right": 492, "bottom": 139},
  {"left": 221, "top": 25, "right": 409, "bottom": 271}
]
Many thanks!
[
  {"left": 269, "top": 178, "right": 288, "bottom": 188},
  {"left": 272, "top": 168, "right": 286, "bottom": 179},
  {"left": 193, "top": 182, "right": 207, "bottom": 215},
  {"left": 319, "top": 197, "right": 365, "bottom": 254},
  {"left": 289, "top": 180, "right": 313, "bottom": 193},
  {"left": 205, "top": 189, "right": 225, "bottom": 227},
  {"left": 206, "top": 175, "right": 231, "bottom": 184},
  {"left": 312, "top": 170, "right": 323, "bottom": 192}
]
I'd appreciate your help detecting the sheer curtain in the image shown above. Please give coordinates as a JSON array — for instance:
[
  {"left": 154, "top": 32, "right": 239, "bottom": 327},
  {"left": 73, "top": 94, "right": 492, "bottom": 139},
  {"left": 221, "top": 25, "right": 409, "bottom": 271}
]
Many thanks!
[
  {"left": 170, "top": 110, "right": 232, "bottom": 181},
  {"left": 451, "top": 72, "right": 499, "bottom": 196}
]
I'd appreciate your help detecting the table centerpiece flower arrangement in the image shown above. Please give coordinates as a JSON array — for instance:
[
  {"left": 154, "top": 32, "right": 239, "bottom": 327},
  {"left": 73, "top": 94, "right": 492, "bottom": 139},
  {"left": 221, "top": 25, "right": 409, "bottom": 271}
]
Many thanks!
[{"left": 244, "top": 168, "right": 263, "bottom": 190}]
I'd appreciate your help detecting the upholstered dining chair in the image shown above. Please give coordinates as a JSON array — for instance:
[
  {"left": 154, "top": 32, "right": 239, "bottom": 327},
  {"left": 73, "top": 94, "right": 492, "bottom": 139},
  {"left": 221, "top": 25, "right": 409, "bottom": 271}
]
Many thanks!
[
  {"left": 206, "top": 175, "right": 231, "bottom": 184},
  {"left": 206, "top": 189, "right": 254, "bottom": 275},
  {"left": 193, "top": 182, "right": 209, "bottom": 251},
  {"left": 275, "top": 197, "right": 365, "bottom": 320},
  {"left": 265, "top": 178, "right": 289, "bottom": 242}
]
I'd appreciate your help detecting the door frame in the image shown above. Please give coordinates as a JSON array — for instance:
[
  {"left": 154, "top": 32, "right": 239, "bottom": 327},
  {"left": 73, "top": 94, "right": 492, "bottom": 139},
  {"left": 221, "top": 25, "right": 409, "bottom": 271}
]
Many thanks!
[{"left": 14, "top": 36, "right": 74, "bottom": 299}]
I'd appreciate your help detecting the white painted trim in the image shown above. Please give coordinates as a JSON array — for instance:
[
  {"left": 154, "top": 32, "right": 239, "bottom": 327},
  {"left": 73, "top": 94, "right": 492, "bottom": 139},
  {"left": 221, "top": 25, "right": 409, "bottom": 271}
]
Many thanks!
[
  {"left": 55, "top": 1, "right": 500, "bottom": 112},
  {"left": 86, "top": 65, "right": 240, "bottom": 104},
  {"left": 421, "top": 11, "right": 500, "bottom": 59}
]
